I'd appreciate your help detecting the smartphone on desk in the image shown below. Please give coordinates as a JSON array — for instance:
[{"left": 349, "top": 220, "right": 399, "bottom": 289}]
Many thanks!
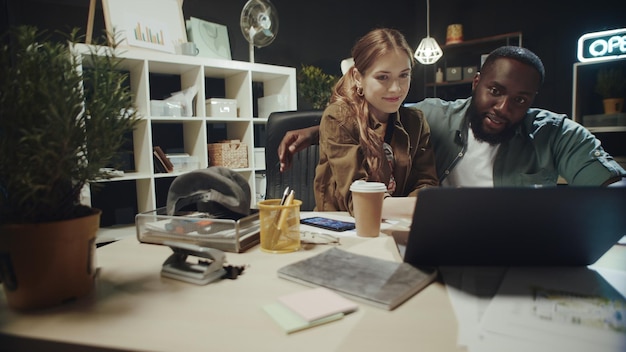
[{"left": 300, "top": 216, "right": 356, "bottom": 232}]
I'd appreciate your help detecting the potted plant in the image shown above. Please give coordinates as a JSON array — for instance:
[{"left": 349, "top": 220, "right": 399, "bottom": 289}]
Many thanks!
[
  {"left": 595, "top": 67, "right": 626, "bottom": 114},
  {"left": 297, "top": 64, "right": 339, "bottom": 110},
  {"left": 0, "top": 26, "right": 140, "bottom": 310}
]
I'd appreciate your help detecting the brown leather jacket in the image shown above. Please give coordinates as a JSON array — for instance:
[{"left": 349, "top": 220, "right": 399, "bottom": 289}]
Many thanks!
[{"left": 313, "top": 102, "right": 439, "bottom": 214}]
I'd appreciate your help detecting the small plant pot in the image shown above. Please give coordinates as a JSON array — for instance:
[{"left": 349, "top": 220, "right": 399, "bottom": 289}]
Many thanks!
[
  {"left": 603, "top": 98, "right": 624, "bottom": 114},
  {"left": 0, "top": 209, "right": 101, "bottom": 311}
]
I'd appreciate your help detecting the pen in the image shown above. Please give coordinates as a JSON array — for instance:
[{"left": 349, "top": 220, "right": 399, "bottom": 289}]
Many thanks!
[
  {"left": 273, "top": 186, "right": 290, "bottom": 225},
  {"left": 279, "top": 186, "right": 290, "bottom": 206},
  {"left": 276, "top": 189, "right": 294, "bottom": 231}
]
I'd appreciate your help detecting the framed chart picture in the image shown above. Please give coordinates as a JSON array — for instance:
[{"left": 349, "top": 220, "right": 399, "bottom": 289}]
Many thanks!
[
  {"left": 186, "top": 17, "right": 232, "bottom": 60},
  {"left": 102, "top": 0, "right": 187, "bottom": 54}
]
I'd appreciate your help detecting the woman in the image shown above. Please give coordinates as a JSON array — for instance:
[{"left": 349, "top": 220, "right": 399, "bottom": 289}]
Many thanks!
[{"left": 314, "top": 28, "right": 438, "bottom": 220}]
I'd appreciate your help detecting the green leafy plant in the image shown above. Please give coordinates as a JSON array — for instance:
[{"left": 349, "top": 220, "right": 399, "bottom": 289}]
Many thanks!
[
  {"left": 595, "top": 67, "right": 626, "bottom": 99},
  {"left": 297, "top": 64, "right": 339, "bottom": 110},
  {"left": 0, "top": 26, "right": 141, "bottom": 224}
]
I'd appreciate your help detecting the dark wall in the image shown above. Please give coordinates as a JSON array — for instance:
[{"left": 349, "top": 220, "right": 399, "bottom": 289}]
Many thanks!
[
  {"left": 3, "top": 0, "right": 626, "bottom": 114},
  {"left": 424, "top": 0, "right": 626, "bottom": 115},
  {"left": 182, "top": 0, "right": 420, "bottom": 75}
]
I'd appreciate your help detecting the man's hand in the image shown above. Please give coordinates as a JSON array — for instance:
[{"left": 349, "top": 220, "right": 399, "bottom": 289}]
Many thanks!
[{"left": 278, "top": 125, "right": 320, "bottom": 172}]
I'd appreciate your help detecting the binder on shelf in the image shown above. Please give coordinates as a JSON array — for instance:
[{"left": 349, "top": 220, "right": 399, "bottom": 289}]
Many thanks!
[
  {"left": 153, "top": 146, "right": 174, "bottom": 173},
  {"left": 153, "top": 153, "right": 168, "bottom": 173}
]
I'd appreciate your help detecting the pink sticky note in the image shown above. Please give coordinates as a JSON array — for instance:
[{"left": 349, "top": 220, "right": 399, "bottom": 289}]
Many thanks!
[{"left": 277, "top": 287, "right": 358, "bottom": 322}]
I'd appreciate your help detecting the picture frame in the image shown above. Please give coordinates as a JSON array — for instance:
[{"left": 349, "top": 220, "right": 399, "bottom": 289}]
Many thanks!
[
  {"left": 186, "top": 17, "right": 232, "bottom": 60},
  {"left": 102, "top": 0, "right": 187, "bottom": 54}
]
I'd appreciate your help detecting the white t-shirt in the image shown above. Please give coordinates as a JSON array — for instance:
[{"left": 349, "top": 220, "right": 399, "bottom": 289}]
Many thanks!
[{"left": 442, "top": 127, "right": 500, "bottom": 188}]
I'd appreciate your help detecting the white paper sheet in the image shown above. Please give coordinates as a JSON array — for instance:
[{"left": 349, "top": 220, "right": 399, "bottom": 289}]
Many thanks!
[
  {"left": 478, "top": 267, "right": 626, "bottom": 352},
  {"left": 440, "top": 267, "right": 507, "bottom": 349}
]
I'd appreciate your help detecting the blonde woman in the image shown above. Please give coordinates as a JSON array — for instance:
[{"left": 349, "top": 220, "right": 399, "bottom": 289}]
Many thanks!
[{"left": 313, "top": 28, "right": 438, "bottom": 220}]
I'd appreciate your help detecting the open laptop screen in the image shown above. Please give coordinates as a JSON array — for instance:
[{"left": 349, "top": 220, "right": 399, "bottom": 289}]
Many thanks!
[{"left": 403, "top": 187, "right": 626, "bottom": 266}]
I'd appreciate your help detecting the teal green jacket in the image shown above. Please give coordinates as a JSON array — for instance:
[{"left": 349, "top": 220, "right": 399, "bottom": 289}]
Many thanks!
[{"left": 411, "top": 98, "right": 626, "bottom": 186}]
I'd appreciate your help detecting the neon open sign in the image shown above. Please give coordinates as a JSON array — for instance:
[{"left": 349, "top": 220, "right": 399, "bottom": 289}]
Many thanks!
[{"left": 577, "top": 28, "right": 626, "bottom": 62}]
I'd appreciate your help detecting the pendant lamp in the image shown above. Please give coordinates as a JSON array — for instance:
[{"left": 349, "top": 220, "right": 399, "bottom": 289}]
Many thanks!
[{"left": 414, "top": 0, "right": 442, "bottom": 65}]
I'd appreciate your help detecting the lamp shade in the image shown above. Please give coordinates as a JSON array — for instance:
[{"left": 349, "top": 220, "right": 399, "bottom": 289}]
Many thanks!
[{"left": 414, "top": 37, "right": 442, "bottom": 65}]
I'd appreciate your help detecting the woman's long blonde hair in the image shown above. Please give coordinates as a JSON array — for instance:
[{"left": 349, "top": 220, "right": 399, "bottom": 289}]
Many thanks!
[{"left": 330, "top": 28, "right": 414, "bottom": 181}]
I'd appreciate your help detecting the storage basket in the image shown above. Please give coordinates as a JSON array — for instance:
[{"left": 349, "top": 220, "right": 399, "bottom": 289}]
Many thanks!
[{"left": 208, "top": 140, "right": 248, "bottom": 168}]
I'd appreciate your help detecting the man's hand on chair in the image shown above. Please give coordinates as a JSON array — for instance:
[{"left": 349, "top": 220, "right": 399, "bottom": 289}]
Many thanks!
[{"left": 278, "top": 125, "right": 320, "bottom": 172}]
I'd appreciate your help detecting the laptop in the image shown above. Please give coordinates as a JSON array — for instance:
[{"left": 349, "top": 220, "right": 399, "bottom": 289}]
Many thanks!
[{"left": 401, "top": 187, "right": 626, "bottom": 266}]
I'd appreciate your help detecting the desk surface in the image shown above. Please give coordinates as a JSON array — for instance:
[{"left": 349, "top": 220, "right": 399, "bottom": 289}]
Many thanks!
[
  {"left": 2, "top": 220, "right": 625, "bottom": 352},
  {"left": 0, "top": 226, "right": 463, "bottom": 352}
]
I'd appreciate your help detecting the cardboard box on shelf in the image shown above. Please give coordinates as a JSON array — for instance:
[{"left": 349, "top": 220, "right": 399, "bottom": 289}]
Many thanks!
[
  {"left": 446, "top": 67, "right": 462, "bottom": 81},
  {"left": 206, "top": 98, "right": 237, "bottom": 118},
  {"left": 167, "top": 154, "right": 200, "bottom": 172},
  {"left": 151, "top": 100, "right": 183, "bottom": 117},
  {"left": 208, "top": 140, "right": 248, "bottom": 168},
  {"left": 463, "top": 66, "right": 477, "bottom": 80}
]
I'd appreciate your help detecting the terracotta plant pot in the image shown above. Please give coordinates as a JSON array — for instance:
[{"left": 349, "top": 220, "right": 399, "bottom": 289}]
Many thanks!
[
  {"left": 603, "top": 98, "right": 624, "bottom": 114},
  {"left": 0, "top": 209, "right": 101, "bottom": 310}
]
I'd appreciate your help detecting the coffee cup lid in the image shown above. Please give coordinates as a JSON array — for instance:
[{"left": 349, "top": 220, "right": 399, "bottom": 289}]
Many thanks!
[{"left": 349, "top": 180, "right": 387, "bottom": 193}]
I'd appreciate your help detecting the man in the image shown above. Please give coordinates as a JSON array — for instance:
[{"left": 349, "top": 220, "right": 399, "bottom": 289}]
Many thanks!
[{"left": 279, "top": 46, "right": 626, "bottom": 187}]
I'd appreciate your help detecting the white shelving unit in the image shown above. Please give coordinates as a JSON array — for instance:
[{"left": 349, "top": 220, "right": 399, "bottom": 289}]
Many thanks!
[{"left": 75, "top": 44, "right": 297, "bottom": 227}]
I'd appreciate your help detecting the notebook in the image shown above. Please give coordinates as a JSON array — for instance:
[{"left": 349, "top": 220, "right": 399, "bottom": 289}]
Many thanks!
[
  {"left": 402, "top": 187, "right": 626, "bottom": 266},
  {"left": 277, "top": 247, "right": 437, "bottom": 310}
]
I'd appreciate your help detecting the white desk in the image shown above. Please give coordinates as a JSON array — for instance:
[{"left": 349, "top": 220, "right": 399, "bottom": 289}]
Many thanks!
[
  {"left": 0, "top": 226, "right": 462, "bottom": 352},
  {"left": 2, "top": 219, "right": 624, "bottom": 352}
]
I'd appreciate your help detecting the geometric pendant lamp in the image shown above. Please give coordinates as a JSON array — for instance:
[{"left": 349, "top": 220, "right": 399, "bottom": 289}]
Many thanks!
[{"left": 414, "top": 0, "right": 442, "bottom": 65}]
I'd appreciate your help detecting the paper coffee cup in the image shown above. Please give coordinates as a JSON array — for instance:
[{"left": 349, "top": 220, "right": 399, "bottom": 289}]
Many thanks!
[{"left": 350, "top": 181, "right": 387, "bottom": 238}]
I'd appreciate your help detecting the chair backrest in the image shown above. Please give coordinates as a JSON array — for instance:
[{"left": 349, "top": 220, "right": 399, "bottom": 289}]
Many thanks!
[{"left": 265, "top": 110, "right": 323, "bottom": 211}]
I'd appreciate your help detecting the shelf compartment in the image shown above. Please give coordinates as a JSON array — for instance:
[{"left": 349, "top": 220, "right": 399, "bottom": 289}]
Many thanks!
[
  {"left": 572, "top": 60, "right": 626, "bottom": 123},
  {"left": 90, "top": 180, "right": 139, "bottom": 227}
]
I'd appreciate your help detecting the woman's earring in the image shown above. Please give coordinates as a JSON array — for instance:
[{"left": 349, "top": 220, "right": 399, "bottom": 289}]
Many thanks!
[{"left": 356, "top": 86, "right": 364, "bottom": 96}]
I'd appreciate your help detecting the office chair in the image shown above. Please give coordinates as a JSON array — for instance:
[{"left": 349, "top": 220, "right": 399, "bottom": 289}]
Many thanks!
[{"left": 265, "top": 110, "right": 323, "bottom": 211}]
